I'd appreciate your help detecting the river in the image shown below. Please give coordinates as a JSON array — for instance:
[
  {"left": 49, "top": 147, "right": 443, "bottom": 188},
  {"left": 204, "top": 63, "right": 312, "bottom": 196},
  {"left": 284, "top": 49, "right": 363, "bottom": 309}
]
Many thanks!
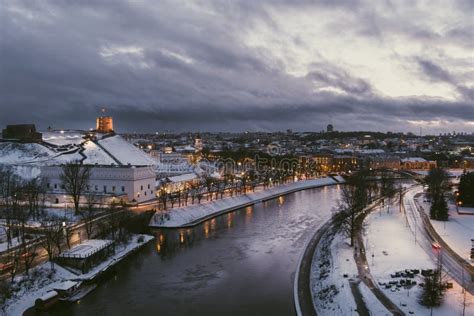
[{"left": 50, "top": 184, "right": 342, "bottom": 316}]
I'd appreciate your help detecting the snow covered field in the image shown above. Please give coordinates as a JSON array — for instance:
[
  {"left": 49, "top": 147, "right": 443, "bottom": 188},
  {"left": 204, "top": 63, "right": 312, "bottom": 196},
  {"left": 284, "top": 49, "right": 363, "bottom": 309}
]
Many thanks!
[
  {"left": 363, "top": 203, "right": 473, "bottom": 315},
  {"left": 2, "top": 234, "right": 154, "bottom": 316},
  {"left": 150, "top": 176, "right": 344, "bottom": 228}
]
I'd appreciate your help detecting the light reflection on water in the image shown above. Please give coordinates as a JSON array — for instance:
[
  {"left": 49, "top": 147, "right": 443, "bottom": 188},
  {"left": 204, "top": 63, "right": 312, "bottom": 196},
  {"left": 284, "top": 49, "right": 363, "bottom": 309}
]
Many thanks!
[{"left": 50, "top": 185, "right": 343, "bottom": 316}]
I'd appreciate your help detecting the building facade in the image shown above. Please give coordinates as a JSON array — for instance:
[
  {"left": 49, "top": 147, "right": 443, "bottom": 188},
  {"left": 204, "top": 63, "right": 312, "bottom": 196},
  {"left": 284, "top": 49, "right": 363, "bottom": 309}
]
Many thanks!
[
  {"left": 41, "top": 165, "right": 156, "bottom": 205},
  {"left": 96, "top": 116, "right": 114, "bottom": 133},
  {"left": 401, "top": 157, "right": 437, "bottom": 170},
  {"left": 367, "top": 156, "right": 401, "bottom": 170},
  {"left": 2, "top": 124, "right": 42, "bottom": 142}
]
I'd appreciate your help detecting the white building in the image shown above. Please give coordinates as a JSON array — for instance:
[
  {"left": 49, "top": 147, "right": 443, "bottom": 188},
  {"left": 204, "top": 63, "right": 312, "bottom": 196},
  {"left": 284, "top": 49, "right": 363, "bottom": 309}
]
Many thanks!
[{"left": 41, "top": 165, "right": 156, "bottom": 205}]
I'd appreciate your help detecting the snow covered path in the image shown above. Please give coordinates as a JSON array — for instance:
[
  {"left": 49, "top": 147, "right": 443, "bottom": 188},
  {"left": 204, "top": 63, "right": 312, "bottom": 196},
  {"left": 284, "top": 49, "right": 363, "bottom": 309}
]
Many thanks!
[{"left": 150, "top": 176, "right": 345, "bottom": 228}]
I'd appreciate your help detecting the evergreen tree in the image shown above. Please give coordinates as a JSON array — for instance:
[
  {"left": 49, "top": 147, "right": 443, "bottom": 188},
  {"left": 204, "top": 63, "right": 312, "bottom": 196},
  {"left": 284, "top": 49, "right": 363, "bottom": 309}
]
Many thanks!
[
  {"left": 425, "top": 168, "right": 450, "bottom": 221},
  {"left": 418, "top": 269, "right": 445, "bottom": 308},
  {"left": 458, "top": 172, "right": 474, "bottom": 206}
]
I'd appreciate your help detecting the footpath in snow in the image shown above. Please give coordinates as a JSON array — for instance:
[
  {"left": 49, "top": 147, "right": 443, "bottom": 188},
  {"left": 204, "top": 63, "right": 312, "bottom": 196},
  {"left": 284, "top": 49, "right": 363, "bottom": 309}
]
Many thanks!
[
  {"left": 309, "top": 224, "right": 391, "bottom": 316},
  {"left": 3, "top": 234, "right": 154, "bottom": 316},
  {"left": 149, "top": 176, "right": 345, "bottom": 228},
  {"left": 363, "top": 203, "right": 473, "bottom": 316}
]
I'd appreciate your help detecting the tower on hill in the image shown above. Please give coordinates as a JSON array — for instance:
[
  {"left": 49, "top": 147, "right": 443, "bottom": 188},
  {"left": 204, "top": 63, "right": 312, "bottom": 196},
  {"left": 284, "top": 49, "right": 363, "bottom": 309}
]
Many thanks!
[{"left": 96, "top": 108, "right": 114, "bottom": 133}]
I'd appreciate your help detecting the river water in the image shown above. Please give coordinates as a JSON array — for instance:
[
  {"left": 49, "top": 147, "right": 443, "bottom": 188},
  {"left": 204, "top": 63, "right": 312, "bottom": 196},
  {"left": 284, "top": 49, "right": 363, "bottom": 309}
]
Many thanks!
[{"left": 51, "top": 185, "right": 342, "bottom": 316}]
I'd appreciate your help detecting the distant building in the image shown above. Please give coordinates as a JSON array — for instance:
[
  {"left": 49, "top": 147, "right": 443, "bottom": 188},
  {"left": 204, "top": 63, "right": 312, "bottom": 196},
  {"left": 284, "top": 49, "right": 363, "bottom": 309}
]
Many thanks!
[
  {"left": 327, "top": 124, "right": 334, "bottom": 133},
  {"left": 401, "top": 157, "right": 437, "bottom": 170},
  {"left": 463, "top": 157, "right": 474, "bottom": 169},
  {"left": 2, "top": 124, "right": 42, "bottom": 142},
  {"left": 367, "top": 156, "right": 401, "bottom": 170},
  {"left": 96, "top": 116, "right": 113, "bottom": 133},
  {"left": 194, "top": 134, "right": 203, "bottom": 152},
  {"left": 332, "top": 155, "right": 359, "bottom": 172}
]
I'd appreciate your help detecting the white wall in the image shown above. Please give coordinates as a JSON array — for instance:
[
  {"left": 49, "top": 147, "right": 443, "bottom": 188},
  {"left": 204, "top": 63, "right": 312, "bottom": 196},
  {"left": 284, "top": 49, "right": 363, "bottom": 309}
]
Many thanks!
[{"left": 41, "top": 165, "right": 156, "bottom": 204}]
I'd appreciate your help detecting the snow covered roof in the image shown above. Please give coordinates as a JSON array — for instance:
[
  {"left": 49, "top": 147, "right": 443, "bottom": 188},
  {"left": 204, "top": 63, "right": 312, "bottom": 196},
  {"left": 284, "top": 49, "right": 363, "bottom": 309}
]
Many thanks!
[
  {"left": 167, "top": 173, "right": 197, "bottom": 183},
  {"left": 52, "top": 280, "right": 79, "bottom": 291},
  {"left": 98, "top": 135, "right": 157, "bottom": 166},
  {"left": 59, "top": 239, "right": 114, "bottom": 258},
  {"left": 81, "top": 140, "right": 116, "bottom": 165},
  {"left": 0, "top": 133, "right": 158, "bottom": 180},
  {"left": 358, "top": 149, "right": 386, "bottom": 155},
  {"left": 401, "top": 157, "right": 427, "bottom": 163}
]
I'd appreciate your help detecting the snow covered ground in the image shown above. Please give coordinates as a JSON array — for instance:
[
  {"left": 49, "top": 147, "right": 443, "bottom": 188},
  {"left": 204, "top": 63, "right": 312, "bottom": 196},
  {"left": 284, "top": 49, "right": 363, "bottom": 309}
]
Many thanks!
[
  {"left": 0, "top": 142, "right": 56, "bottom": 165},
  {"left": 358, "top": 282, "right": 391, "bottom": 315},
  {"left": 0, "top": 236, "right": 25, "bottom": 253},
  {"left": 310, "top": 232, "right": 358, "bottom": 315},
  {"left": 413, "top": 192, "right": 474, "bottom": 263},
  {"left": 42, "top": 131, "right": 85, "bottom": 146},
  {"left": 150, "top": 177, "right": 343, "bottom": 228},
  {"left": 310, "top": 230, "right": 392, "bottom": 316},
  {"left": 2, "top": 234, "right": 154, "bottom": 316},
  {"left": 363, "top": 203, "right": 473, "bottom": 315}
]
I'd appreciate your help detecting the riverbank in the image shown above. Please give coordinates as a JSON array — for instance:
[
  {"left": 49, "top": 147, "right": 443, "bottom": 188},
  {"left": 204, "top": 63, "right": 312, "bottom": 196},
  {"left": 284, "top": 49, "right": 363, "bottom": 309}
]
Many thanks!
[
  {"left": 150, "top": 176, "right": 345, "bottom": 228},
  {"left": 2, "top": 234, "right": 154, "bottom": 316}
]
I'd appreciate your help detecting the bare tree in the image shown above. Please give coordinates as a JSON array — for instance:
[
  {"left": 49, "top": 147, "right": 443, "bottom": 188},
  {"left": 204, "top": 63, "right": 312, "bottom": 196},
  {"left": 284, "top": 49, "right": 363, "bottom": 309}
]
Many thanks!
[
  {"left": 169, "top": 193, "right": 178, "bottom": 208},
  {"left": 0, "top": 168, "right": 20, "bottom": 246},
  {"left": 81, "top": 191, "right": 103, "bottom": 239},
  {"left": 60, "top": 162, "right": 91, "bottom": 215},
  {"left": 21, "top": 242, "right": 40, "bottom": 277},
  {"left": 22, "top": 178, "right": 47, "bottom": 220},
  {"left": 333, "top": 172, "right": 369, "bottom": 247},
  {"left": 204, "top": 175, "right": 214, "bottom": 201},
  {"left": 159, "top": 187, "right": 168, "bottom": 210},
  {"left": 39, "top": 217, "right": 64, "bottom": 271},
  {"left": 6, "top": 245, "right": 21, "bottom": 283},
  {"left": 379, "top": 169, "right": 396, "bottom": 210}
]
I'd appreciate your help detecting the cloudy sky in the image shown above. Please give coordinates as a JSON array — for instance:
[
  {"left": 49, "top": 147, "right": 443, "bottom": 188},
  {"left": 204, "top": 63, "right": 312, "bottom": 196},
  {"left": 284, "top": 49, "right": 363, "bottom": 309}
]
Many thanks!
[{"left": 1, "top": 0, "right": 473, "bottom": 133}]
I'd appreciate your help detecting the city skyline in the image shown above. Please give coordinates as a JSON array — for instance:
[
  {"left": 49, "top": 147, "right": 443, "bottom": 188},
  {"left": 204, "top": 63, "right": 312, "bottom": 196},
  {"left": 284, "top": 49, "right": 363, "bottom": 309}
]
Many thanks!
[{"left": 1, "top": 1, "right": 473, "bottom": 133}]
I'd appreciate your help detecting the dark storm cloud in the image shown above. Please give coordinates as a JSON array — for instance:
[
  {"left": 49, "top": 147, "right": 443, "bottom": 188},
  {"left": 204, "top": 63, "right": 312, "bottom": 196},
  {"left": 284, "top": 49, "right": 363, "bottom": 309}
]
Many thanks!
[
  {"left": 417, "top": 59, "right": 453, "bottom": 83},
  {"left": 306, "top": 63, "right": 373, "bottom": 95},
  {"left": 416, "top": 58, "right": 474, "bottom": 101},
  {"left": 0, "top": 0, "right": 472, "bottom": 133}
]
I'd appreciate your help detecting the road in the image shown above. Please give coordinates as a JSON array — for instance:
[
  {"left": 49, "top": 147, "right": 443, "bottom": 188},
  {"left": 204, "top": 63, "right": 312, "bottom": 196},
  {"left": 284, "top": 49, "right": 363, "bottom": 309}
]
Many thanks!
[{"left": 403, "top": 186, "right": 474, "bottom": 295}]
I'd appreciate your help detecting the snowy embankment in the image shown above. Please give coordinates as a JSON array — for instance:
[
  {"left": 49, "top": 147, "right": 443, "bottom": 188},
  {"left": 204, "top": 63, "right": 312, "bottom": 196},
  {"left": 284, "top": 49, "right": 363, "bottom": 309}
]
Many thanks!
[
  {"left": 150, "top": 176, "right": 345, "bottom": 228},
  {"left": 364, "top": 203, "right": 472, "bottom": 315},
  {"left": 310, "top": 230, "right": 391, "bottom": 316},
  {"left": 310, "top": 232, "right": 359, "bottom": 315},
  {"left": 413, "top": 191, "right": 474, "bottom": 264},
  {"left": 3, "top": 234, "right": 154, "bottom": 316}
]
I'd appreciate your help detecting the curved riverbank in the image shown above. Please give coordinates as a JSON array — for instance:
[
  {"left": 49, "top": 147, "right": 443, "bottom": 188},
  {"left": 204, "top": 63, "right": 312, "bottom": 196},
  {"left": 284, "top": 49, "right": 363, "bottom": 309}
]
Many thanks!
[
  {"left": 51, "top": 184, "right": 343, "bottom": 316},
  {"left": 150, "top": 176, "right": 345, "bottom": 228}
]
